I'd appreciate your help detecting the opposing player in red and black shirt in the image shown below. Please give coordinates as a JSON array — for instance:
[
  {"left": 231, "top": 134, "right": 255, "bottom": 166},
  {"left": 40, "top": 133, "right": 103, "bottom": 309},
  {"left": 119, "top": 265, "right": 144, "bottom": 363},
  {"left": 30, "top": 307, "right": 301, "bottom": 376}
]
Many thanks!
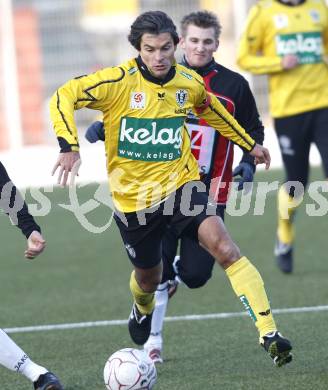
[
  {"left": 85, "top": 11, "right": 268, "bottom": 364},
  {"left": 0, "top": 161, "right": 63, "bottom": 389}
]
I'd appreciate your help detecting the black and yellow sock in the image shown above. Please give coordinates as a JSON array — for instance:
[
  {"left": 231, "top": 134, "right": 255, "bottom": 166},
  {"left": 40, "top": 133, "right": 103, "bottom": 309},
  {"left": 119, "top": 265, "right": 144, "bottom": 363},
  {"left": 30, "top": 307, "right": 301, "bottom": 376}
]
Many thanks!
[
  {"left": 226, "top": 257, "right": 276, "bottom": 338},
  {"left": 129, "top": 271, "right": 155, "bottom": 315},
  {"left": 277, "top": 186, "right": 299, "bottom": 244}
]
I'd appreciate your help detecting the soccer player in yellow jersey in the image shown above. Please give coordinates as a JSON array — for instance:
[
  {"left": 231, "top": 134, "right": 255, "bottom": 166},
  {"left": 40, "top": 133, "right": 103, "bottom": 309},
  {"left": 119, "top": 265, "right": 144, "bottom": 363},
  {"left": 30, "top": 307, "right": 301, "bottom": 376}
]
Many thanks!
[
  {"left": 237, "top": 0, "right": 328, "bottom": 273},
  {"left": 50, "top": 11, "right": 292, "bottom": 366}
]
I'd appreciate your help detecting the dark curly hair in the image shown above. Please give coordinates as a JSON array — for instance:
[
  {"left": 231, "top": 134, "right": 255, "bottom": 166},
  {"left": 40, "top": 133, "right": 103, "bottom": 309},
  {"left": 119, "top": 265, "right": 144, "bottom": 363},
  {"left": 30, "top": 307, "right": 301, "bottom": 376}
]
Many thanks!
[
  {"left": 128, "top": 11, "right": 179, "bottom": 50},
  {"left": 181, "top": 10, "right": 222, "bottom": 41}
]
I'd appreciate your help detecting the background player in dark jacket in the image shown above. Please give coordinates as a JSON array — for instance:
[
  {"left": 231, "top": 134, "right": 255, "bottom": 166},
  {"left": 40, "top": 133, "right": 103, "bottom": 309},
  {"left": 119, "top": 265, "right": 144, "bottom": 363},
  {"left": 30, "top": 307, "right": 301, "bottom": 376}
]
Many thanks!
[
  {"left": 85, "top": 11, "right": 265, "bottom": 363},
  {"left": 0, "top": 161, "right": 63, "bottom": 390}
]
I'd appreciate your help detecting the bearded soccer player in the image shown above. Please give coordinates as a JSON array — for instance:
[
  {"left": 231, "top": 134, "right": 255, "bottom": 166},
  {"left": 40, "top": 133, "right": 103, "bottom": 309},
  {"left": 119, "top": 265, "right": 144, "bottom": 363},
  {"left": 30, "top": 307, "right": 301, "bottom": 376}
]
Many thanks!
[
  {"left": 237, "top": 0, "right": 328, "bottom": 273},
  {"left": 50, "top": 11, "right": 292, "bottom": 366},
  {"left": 0, "top": 162, "right": 63, "bottom": 390}
]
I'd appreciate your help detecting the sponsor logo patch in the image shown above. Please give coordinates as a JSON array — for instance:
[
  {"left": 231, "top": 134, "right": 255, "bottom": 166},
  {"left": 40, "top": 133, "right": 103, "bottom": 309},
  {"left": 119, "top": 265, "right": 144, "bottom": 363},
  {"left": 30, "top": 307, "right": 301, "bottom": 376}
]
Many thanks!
[
  {"left": 279, "top": 135, "right": 295, "bottom": 156},
  {"left": 130, "top": 92, "right": 146, "bottom": 109},
  {"left": 14, "top": 354, "right": 29, "bottom": 372},
  {"left": 273, "top": 13, "right": 289, "bottom": 29},
  {"left": 240, "top": 295, "right": 257, "bottom": 322},
  {"left": 259, "top": 309, "right": 271, "bottom": 317},
  {"left": 125, "top": 244, "right": 136, "bottom": 258},
  {"left": 128, "top": 67, "right": 138, "bottom": 75},
  {"left": 180, "top": 71, "right": 193, "bottom": 80},
  {"left": 276, "top": 31, "right": 323, "bottom": 64},
  {"left": 118, "top": 116, "right": 184, "bottom": 161},
  {"left": 186, "top": 123, "right": 215, "bottom": 174},
  {"left": 309, "top": 9, "right": 320, "bottom": 23}
]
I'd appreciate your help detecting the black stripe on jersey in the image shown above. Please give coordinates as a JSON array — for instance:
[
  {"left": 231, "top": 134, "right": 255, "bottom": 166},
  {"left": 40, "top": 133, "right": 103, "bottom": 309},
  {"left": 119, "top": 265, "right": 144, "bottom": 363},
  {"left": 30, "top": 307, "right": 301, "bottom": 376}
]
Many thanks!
[
  {"left": 74, "top": 74, "right": 88, "bottom": 80},
  {"left": 56, "top": 91, "right": 78, "bottom": 144},
  {"left": 208, "top": 103, "right": 255, "bottom": 150},
  {"left": 76, "top": 67, "right": 125, "bottom": 103},
  {"left": 194, "top": 77, "right": 205, "bottom": 87}
]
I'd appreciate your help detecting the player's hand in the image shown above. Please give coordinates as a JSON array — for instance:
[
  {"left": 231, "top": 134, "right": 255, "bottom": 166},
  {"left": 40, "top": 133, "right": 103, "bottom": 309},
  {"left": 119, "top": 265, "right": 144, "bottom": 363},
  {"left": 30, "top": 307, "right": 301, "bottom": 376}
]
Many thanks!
[
  {"left": 282, "top": 54, "right": 299, "bottom": 70},
  {"left": 52, "top": 151, "right": 81, "bottom": 187},
  {"left": 232, "top": 162, "right": 255, "bottom": 191},
  {"left": 249, "top": 144, "right": 271, "bottom": 169},
  {"left": 85, "top": 121, "right": 105, "bottom": 143},
  {"left": 25, "top": 231, "right": 46, "bottom": 259}
]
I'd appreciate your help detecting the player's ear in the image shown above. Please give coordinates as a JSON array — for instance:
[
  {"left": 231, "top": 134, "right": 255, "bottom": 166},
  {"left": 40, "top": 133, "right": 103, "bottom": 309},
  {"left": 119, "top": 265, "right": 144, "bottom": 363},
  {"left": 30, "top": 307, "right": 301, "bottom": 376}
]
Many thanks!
[
  {"left": 216, "top": 39, "right": 220, "bottom": 50},
  {"left": 179, "top": 36, "right": 185, "bottom": 49}
]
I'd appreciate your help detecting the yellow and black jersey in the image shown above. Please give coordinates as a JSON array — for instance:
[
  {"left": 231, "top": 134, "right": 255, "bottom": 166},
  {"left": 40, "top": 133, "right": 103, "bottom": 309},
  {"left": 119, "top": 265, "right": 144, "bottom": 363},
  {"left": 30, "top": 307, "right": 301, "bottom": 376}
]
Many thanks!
[
  {"left": 50, "top": 57, "right": 255, "bottom": 212},
  {"left": 237, "top": 0, "right": 328, "bottom": 118}
]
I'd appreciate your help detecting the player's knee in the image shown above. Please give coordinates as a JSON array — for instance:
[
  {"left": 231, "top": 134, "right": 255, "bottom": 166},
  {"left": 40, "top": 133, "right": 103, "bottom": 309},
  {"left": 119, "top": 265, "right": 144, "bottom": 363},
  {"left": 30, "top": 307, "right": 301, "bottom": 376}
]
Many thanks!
[
  {"left": 137, "top": 273, "right": 162, "bottom": 293},
  {"left": 213, "top": 239, "right": 241, "bottom": 268},
  {"left": 181, "top": 272, "right": 211, "bottom": 289}
]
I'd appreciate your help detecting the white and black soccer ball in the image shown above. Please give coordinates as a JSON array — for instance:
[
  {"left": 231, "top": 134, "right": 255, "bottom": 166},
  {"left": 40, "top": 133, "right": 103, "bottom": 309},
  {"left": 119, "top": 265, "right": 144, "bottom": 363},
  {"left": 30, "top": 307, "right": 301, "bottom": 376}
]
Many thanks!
[{"left": 104, "top": 348, "right": 157, "bottom": 390}]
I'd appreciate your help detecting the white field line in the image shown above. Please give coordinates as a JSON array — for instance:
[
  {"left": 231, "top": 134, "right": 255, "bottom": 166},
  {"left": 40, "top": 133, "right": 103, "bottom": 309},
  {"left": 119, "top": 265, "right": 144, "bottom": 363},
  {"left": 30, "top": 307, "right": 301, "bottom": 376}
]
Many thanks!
[{"left": 4, "top": 304, "right": 328, "bottom": 334}]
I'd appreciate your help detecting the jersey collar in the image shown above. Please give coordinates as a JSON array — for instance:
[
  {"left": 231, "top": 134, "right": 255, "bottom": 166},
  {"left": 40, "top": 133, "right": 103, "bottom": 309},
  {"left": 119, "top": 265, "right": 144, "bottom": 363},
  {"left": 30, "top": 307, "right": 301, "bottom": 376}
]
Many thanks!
[
  {"left": 135, "top": 56, "right": 176, "bottom": 86},
  {"left": 180, "top": 56, "right": 217, "bottom": 77},
  {"left": 276, "top": 0, "right": 306, "bottom": 6}
]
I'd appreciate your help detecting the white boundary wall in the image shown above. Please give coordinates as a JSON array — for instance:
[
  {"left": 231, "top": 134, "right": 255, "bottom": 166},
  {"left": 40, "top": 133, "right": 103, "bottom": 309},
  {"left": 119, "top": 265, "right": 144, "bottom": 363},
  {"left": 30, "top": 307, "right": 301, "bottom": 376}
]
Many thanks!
[{"left": 0, "top": 0, "right": 23, "bottom": 150}]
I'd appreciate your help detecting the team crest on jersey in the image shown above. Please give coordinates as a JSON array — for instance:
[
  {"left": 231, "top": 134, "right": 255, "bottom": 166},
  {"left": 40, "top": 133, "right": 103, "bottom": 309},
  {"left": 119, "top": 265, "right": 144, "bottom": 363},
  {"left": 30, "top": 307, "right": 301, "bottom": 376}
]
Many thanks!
[
  {"left": 309, "top": 9, "right": 320, "bottom": 23},
  {"left": 176, "top": 89, "right": 188, "bottom": 107},
  {"left": 130, "top": 92, "right": 146, "bottom": 109},
  {"left": 273, "top": 14, "right": 289, "bottom": 29}
]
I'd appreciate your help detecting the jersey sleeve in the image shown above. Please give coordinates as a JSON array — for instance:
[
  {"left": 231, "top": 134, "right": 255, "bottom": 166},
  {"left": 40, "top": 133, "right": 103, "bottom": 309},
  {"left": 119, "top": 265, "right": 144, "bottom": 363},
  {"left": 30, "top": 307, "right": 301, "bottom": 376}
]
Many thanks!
[
  {"left": 0, "top": 162, "right": 41, "bottom": 238},
  {"left": 237, "top": 4, "right": 283, "bottom": 74},
  {"left": 235, "top": 78, "right": 264, "bottom": 145},
  {"left": 49, "top": 67, "right": 124, "bottom": 152},
  {"left": 235, "top": 78, "right": 265, "bottom": 164}
]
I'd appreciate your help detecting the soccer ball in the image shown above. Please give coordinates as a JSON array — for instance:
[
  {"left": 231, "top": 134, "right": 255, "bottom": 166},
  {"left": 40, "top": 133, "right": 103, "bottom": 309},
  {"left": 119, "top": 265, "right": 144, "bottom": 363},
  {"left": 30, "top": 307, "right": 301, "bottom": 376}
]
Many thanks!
[{"left": 104, "top": 348, "right": 157, "bottom": 390}]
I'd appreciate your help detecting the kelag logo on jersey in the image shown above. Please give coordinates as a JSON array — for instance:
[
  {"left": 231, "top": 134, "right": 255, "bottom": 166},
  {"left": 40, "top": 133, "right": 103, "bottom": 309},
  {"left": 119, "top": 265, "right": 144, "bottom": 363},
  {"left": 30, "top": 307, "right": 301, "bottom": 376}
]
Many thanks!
[
  {"left": 118, "top": 117, "right": 184, "bottom": 161},
  {"left": 276, "top": 32, "right": 323, "bottom": 64}
]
